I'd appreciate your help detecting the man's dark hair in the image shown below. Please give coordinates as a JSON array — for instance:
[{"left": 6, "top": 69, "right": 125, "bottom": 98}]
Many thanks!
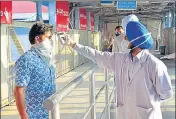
[
  {"left": 29, "top": 22, "right": 53, "bottom": 44},
  {"left": 115, "top": 26, "right": 122, "bottom": 30}
]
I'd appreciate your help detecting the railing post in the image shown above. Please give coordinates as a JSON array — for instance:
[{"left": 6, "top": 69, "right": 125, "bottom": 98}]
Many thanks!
[
  {"left": 89, "top": 71, "right": 96, "bottom": 119},
  {"left": 49, "top": 104, "right": 60, "bottom": 119},
  {"left": 105, "top": 68, "right": 110, "bottom": 119}
]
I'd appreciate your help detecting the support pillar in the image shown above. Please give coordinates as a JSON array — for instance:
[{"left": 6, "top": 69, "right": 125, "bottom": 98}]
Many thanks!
[
  {"left": 49, "top": 1, "right": 56, "bottom": 29},
  {"left": 36, "top": 1, "right": 42, "bottom": 21}
]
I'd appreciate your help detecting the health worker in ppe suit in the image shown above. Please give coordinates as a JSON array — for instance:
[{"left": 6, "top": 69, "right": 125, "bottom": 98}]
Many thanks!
[
  {"left": 113, "top": 26, "right": 129, "bottom": 52},
  {"left": 59, "top": 21, "right": 173, "bottom": 119}
]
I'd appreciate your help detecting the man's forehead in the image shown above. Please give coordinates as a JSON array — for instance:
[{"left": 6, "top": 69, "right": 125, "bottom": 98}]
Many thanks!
[{"left": 116, "top": 28, "right": 121, "bottom": 31}]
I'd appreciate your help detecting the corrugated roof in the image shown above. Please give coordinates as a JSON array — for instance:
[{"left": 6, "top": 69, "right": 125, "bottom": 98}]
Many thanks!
[
  {"left": 12, "top": 1, "right": 48, "bottom": 13},
  {"left": 12, "top": 1, "right": 49, "bottom": 21}
]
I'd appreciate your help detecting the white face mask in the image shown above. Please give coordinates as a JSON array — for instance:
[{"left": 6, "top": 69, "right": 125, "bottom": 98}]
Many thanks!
[
  {"left": 127, "top": 33, "right": 151, "bottom": 51},
  {"left": 34, "top": 38, "right": 53, "bottom": 52},
  {"left": 32, "top": 38, "right": 53, "bottom": 66}
]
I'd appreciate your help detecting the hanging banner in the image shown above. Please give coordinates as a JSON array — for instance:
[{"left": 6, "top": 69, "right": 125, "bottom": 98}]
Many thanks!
[
  {"left": 56, "top": 1, "right": 69, "bottom": 32},
  {"left": 90, "top": 12, "right": 94, "bottom": 31},
  {"left": 79, "top": 8, "right": 87, "bottom": 30},
  {"left": 0, "top": 1, "right": 12, "bottom": 24}
]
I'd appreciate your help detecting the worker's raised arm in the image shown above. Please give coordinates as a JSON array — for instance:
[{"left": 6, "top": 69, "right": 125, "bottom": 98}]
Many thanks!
[
  {"left": 73, "top": 43, "right": 115, "bottom": 71},
  {"left": 59, "top": 33, "right": 116, "bottom": 71}
]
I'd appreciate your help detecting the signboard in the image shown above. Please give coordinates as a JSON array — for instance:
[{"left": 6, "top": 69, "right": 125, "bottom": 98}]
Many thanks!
[
  {"left": 79, "top": 8, "right": 87, "bottom": 30},
  {"left": 90, "top": 12, "right": 94, "bottom": 31},
  {"left": 0, "top": 1, "right": 12, "bottom": 24},
  {"left": 56, "top": 1, "right": 69, "bottom": 32},
  {"left": 100, "top": 0, "right": 114, "bottom": 6},
  {"left": 117, "top": 1, "right": 137, "bottom": 10}
]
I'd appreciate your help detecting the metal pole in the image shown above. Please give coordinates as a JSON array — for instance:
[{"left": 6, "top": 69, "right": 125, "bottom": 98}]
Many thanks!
[
  {"left": 69, "top": 8, "right": 74, "bottom": 30},
  {"left": 7, "top": 27, "right": 11, "bottom": 104},
  {"left": 89, "top": 72, "right": 96, "bottom": 119},
  {"left": 49, "top": 104, "right": 60, "bottom": 119},
  {"left": 105, "top": 68, "right": 110, "bottom": 119},
  {"left": 114, "top": 75, "right": 116, "bottom": 106},
  {"left": 49, "top": 1, "right": 56, "bottom": 28},
  {"left": 36, "top": 1, "right": 42, "bottom": 21},
  {"left": 74, "top": 8, "right": 79, "bottom": 29}
]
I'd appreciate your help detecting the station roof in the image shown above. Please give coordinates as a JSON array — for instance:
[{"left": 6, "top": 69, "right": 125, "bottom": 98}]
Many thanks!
[
  {"left": 72, "top": 0, "right": 175, "bottom": 22},
  {"left": 12, "top": 1, "right": 48, "bottom": 13},
  {"left": 12, "top": 1, "right": 48, "bottom": 21}
]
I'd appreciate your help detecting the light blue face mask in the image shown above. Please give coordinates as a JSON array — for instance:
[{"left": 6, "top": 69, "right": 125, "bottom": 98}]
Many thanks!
[
  {"left": 31, "top": 38, "right": 53, "bottom": 66},
  {"left": 127, "top": 33, "right": 152, "bottom": 51}
]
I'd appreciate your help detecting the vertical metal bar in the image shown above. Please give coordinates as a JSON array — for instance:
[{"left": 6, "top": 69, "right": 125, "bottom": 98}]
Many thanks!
[
  {"left": 36, "top": 1, "right": 42, "bottom": 21},
  {"left": 105, "top": 69, "right": 110, "bottom": 119},
  {"left": 86, "top": 11, "right": 90, "bottom": 31},
  {"left": 114, "top": 75, "right": 116, "bottom": 105},
  {"left": 114, "top": 74, "right": 117, "bottom": 118},
  {"left": 49, "top": 104, "right": 60, "bottom": 119},
  {"left": 72, "top": 8, "right": 75, "bottom": 29},
  {"left": 89, "top": 72, "right": 96, "bottom": 119},
  {"left": 7, "top": 27, "right": 11, "bottom": 104},
  {"left": 64, "top": 46, "right": 66, "bottom": 74},
  {"left": 69, "top": 8, "right": 74, "bottom": 30},
  {"left": 49, "top": 1, "right": 56, "bottom": 28},
  {"left": 74, "top": 8, "right": 79, "bottom": 29}
]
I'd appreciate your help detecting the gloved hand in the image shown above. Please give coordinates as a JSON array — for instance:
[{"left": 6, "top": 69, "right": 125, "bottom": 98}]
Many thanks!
[{"left": 58, "top": 32, "right": 76, "bottom": 47}]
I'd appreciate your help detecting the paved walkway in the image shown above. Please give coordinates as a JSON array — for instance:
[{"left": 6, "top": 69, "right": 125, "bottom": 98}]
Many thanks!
[{"left": 1, "top": 51, "right": 175, "bottom": 119}]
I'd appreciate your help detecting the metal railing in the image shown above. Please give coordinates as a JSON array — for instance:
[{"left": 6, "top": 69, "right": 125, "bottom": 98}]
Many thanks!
[
  {"left": 1, "top": 62, "right": 16, "bottom": 108},
  {"left": 43, "top": 66, "right": 116, "bottom": 119}
]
